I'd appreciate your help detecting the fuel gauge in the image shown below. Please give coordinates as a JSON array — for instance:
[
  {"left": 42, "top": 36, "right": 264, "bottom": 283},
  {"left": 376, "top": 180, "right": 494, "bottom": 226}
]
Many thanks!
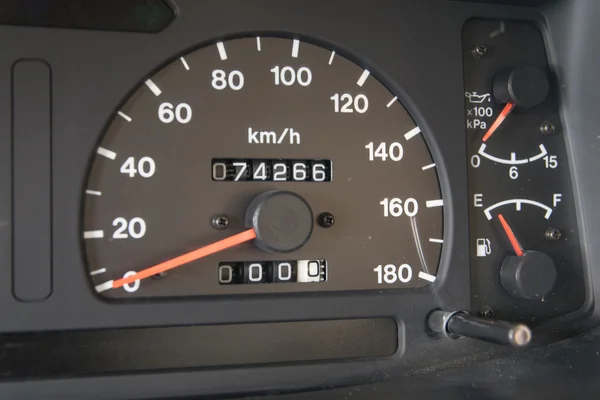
[{"left": 463, "top": 19, "right": 585, "bottom": 324}]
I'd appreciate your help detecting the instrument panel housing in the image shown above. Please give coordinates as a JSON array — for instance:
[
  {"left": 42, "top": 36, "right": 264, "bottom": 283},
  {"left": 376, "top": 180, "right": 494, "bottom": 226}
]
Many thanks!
[{"left": 1, "top": 0, "right": 599, "bottom": 398}]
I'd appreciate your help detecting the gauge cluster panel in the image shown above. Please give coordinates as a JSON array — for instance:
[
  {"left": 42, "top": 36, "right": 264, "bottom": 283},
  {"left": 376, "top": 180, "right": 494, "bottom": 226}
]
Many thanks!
[
  {"left": 463, "top": 20, "right": 585, "bottom": 324},
  {"left": 0, "top": 0, "right": 597, "bottom": 398}
]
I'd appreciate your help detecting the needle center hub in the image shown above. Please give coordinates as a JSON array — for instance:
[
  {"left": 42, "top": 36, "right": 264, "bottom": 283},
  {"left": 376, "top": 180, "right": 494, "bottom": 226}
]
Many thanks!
[
  {"left": 500, "top": 250, "right": 557, "bottom": 300},
  {"left": 245, "top": 190, "right": 314, "bottom": 253}
]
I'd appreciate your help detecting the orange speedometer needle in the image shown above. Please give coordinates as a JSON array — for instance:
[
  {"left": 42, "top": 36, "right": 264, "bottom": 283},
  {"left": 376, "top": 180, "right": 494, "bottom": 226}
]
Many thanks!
[
  {"left": 497, "top": 214, "right": 524, "bottom": 257},
  {"left": 111, "top": 228, "right": 257, "bottom": 289},
  {"left": 482, "top": 102, "right": 516, "bottom": 142}
]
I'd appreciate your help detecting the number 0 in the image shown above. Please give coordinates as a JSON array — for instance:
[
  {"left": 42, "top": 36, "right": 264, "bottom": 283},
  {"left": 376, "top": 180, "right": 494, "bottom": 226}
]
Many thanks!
[
  {"left": 248, "top": 263, "right": 263, "bottom": 282},
  {"left": 277, "top": 263, "right": 292, "bottom": 281},
  {"left": 123, "top": 271, "right": 140, "bottom": 293}
]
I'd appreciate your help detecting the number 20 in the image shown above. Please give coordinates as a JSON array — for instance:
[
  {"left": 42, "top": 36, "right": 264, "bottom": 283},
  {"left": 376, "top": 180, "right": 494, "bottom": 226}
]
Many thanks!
[{"left": 112, "top": 217, "right": 146, "bottom": 239}]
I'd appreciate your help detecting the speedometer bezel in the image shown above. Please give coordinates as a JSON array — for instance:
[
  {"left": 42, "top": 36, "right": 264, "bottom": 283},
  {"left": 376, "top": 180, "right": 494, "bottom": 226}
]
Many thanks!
[{"left": 80, "top": 32, "right": 451, "bottom": 301}]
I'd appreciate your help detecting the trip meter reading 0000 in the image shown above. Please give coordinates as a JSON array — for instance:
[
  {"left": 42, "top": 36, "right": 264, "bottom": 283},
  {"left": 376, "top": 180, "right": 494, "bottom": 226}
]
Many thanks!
[{"left": 83, "top": 37, "right": 444, "bottom": 299}]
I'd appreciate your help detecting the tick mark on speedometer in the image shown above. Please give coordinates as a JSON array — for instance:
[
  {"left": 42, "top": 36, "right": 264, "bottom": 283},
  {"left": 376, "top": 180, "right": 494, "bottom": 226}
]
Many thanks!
[
  {"left": 144, "top": 79, "right": 162, "bottom": 96},
  {"left": 328, "top": 51, "right": 335, "bottom": 65},
  {"left": 256, "top": 37, "right": 261, "bottom": 51},
  {"left": 117, "top": 111, "right": 132, "bottom": 122},
  {"left": 426, "top": 199, "right": 444, "bottom": 208},
  {"left": 357, "top": 69, "right": 370, "bottom": 87},
  {"left": 84, "top": 230, "right": 104, "bottom": 239},
  {"left": 180, "top": 57, "right": 190, "bottom": 70},
  {"left": 90, "top": 268, "right": 106, "bottom": 276},
  {"left": 96, "top": 147, "right": 116, "bottom": 160},
  {"left": 95, "top": 280, "right": 114, "bottom": 293},
  {"left": 85, "top": 190, "right": 102, "bottom": 196},
  {"left": 404, "top": 127, "right": 421, "bottom": 141},
  {"left": 386, "top": 96, "right": 398, "bottom": 108},
  {"left": 418, "top": 271, "right": 436, "bottom": 282},
  {"left": 217, "top": 42, "right": 228, "bottom": 60},
  {"left": 422, "top": 163, "right": 436, "bottom": 170},
  {"left": 292, "top": 39, "right": 299, "bottom": 58}
]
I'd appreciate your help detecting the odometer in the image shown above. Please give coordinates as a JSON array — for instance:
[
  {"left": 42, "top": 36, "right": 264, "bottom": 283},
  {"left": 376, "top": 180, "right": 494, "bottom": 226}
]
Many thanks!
[{"left": 83, "top": 36, "right": 444, "bottom": 299}]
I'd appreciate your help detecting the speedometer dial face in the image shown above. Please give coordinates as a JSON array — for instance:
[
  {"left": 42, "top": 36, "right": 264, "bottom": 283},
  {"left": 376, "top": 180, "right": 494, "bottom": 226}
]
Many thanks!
[{"left": 83, "top": 36, "right": 444, "bottom": 299}]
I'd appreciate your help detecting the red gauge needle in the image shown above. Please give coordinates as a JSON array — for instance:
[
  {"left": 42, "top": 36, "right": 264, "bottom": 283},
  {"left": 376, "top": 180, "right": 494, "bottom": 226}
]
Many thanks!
[
  {"left": 111, "top": 228, "right": 257, "bottom": 289},
  {"left": 497, "top": 214, "right": 524, "bottom": 257},
  {"left": 482, "top": 101, "right": 516, "bottom": 142}
]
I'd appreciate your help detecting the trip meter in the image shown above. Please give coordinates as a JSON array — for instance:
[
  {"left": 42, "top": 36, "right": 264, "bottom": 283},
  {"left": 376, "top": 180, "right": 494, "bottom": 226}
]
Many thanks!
[
  {"left": 82, "top": 36, "right": 444, "bottom": 299},
  {"left": 464, "top": 20, "right": 585, "bottom": 323}
]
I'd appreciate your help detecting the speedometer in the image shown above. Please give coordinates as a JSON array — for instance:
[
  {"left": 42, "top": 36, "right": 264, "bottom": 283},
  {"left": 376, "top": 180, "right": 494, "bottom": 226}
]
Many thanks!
[{"left": 82, "top": 36, "right": 444, "bottom": 299}]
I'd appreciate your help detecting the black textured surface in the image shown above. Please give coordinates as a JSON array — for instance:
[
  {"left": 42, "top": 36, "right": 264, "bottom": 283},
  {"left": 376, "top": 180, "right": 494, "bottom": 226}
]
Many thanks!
[
  {"left": 247, "top": 327, "right": 600, "bottom": 399},
  {"left": 11, "top": 60, "right": 52, "bottom": 302},
  {"left": 0, "top": 0, "right": 174, "bottom": 32},
  {"left": 456, "top": 0, "right": 557, "bottom": 5},
  {"left": 0, "top": 318, "right": 398, "bottom": 378}
]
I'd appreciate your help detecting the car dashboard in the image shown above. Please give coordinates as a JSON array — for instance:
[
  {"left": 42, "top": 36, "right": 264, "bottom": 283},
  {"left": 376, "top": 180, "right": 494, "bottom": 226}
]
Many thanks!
[{"left": 1, "top": 0, "right": 600, "bottom": 399}]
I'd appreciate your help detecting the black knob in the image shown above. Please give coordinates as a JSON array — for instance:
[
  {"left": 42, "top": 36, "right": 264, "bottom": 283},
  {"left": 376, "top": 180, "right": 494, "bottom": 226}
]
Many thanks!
[
  {"left": 245, "top": 190, "right": 314, "bottom": 253},
  {"left": 493, "top": 66, "right": 549, "bottom": 109},
  {"left": 500, "top": 250, "right": 557, "bottom": 300}
]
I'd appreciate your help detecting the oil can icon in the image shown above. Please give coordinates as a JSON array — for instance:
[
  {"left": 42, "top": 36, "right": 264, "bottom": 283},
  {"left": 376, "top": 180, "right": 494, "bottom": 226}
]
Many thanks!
[{"left": 465, "top": 92, "right": 491, "bottom": 104}]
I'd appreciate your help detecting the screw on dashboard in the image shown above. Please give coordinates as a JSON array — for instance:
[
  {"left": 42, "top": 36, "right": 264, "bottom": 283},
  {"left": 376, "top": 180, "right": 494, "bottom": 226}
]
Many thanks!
[
  {"left": 212, "top": 214, "right": 230, "bottom": 230},
  {"left": 479, "top": 306, "right": 496, "bottom": 319},
  {"left": 540, "top": 121, "right": 556, "bottom": 135},
  {"left": 545, "top": 227, "right": 562, "bottom": 241},
  {"left": 472, "top": 44, "right": 488, "bottom": 58},
  {"left": 318, "top": 212, "right": 335, "bottom": 228},
  {"left": 152, "top": 271, "right": 168, "bottom": 280}
]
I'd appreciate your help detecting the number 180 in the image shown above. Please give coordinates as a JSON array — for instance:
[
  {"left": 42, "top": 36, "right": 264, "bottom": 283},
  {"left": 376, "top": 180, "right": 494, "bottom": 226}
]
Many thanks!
[{"left": 374, "top": 264, "right": 413, "bottom": 284}]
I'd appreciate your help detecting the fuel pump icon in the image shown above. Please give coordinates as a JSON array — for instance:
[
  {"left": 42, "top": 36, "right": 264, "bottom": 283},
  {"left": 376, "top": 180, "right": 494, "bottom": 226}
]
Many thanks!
[{"left": 476, "top": 238, "right": 492, "bottom": 257}]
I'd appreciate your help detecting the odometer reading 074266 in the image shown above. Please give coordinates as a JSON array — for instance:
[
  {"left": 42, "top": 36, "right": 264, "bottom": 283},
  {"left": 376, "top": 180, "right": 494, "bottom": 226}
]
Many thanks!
[{"left": 83, "top": 37, "right": 444, "bottom": 299}]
